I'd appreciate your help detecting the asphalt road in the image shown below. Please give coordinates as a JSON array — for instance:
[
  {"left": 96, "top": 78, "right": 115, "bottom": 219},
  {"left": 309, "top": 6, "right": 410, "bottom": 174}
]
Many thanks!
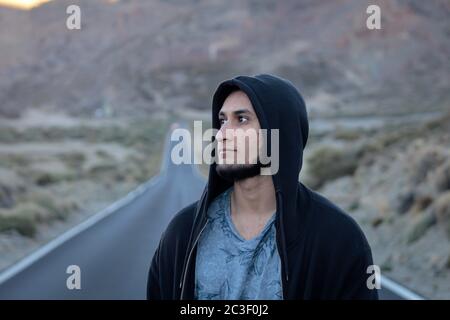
[{"left": 0, "top": 124, "right": 418, "bottom": 300}]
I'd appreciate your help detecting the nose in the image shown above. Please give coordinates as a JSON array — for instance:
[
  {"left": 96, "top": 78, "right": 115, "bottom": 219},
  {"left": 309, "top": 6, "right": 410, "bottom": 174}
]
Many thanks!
[{"left": 216, "top": 122, "right": 233, "bottom": 143}]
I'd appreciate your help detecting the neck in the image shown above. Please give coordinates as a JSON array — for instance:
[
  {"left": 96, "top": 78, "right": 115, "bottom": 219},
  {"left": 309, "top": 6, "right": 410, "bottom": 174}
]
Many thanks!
[{"left": 231, "top": 174, "right": 276, "bottom": 219}]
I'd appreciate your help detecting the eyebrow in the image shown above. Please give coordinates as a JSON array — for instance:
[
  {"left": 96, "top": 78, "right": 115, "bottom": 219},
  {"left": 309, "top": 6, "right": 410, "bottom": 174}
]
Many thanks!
[{"left": 218, "top": 109, "right": 254, "bottom": 117}]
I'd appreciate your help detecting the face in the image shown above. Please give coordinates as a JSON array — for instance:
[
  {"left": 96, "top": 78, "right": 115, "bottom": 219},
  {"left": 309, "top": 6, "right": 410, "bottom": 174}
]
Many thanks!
[{"left": 215, "top": 90, "right": 264, "bottom": 181}]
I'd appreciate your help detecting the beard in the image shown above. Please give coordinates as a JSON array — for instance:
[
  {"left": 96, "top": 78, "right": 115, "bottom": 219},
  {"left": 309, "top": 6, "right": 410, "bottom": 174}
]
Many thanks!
[{"left": 215, "top": 157, "right": 270, "bottom": 182}]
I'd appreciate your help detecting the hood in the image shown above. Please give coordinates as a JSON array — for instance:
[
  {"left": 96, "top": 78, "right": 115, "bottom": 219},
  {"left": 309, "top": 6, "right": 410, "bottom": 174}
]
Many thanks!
[
  {"left": 208, "top": 73, "right": 308, "bottom": 204},
  {"left": 208, "top": 74, "right": 309, "bottom": 281}
]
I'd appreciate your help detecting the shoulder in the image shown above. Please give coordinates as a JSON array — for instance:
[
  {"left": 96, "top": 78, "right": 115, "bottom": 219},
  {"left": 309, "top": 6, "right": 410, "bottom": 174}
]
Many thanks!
[
  {"left": 168, "top": 201, "right": 199, "bottom": 228},
  {"left": 162, "top": 201, "right": 199, "bottom": 242},
  {"left": 306, "top": 188, "right": 371, "bottom": 254}
]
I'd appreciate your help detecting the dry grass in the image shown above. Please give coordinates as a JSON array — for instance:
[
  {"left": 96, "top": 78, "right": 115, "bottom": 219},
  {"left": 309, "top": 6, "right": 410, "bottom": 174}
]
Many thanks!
[
  {"left": 406, "top": 210, "right": 436, "bottom": 244},
  {"left": 0, "top": 190, "right": 79, "bottom": 237},
  {"left": 433, "top": 191, "right": 450, "bottom": 239},
  {"left": 305, "top": 144, "right": 360, "bottom": 188}
]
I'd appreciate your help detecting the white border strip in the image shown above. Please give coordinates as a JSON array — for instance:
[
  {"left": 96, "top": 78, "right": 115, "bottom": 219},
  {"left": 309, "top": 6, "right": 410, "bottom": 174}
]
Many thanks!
[{"left": 381, "top": 276, "right": 425, "bottom": 300}]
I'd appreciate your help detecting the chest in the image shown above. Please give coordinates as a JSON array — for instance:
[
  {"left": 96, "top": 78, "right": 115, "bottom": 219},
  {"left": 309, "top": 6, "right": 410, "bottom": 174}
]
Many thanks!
[{"left": 194, "top": 217, "right": 282, "bottom": 300}]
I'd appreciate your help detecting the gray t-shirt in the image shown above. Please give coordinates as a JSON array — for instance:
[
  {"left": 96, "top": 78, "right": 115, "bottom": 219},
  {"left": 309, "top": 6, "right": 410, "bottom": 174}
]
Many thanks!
[{"left": 194, "top": 187, "right": 283, "bottom": 300}]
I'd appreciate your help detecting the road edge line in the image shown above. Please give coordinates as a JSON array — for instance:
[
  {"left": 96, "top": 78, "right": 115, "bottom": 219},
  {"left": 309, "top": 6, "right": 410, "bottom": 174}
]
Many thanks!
[{"left": 381, "top": 275, "right": 425, "bottom": 300}]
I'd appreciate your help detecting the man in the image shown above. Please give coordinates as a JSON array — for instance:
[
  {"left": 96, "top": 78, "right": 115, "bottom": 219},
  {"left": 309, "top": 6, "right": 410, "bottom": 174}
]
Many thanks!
[{"left": 147, "top": 74, "right": 378, "bottom": 300}]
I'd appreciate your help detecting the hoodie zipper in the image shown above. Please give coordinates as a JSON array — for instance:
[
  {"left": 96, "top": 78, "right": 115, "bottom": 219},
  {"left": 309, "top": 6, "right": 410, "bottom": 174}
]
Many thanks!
[
  {"left": 179, "top": 217, "right": 210, "bottom": 299},
  {"left": 279, "top": 259, "right": 285, "bottom": 300},
  {"left": 276, "top": 190, "right": 289, "bottom": 299}
]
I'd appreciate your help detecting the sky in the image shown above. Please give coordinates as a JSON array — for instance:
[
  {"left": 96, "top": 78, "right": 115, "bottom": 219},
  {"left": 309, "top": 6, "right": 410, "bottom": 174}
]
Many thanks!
[{"left": 0, "top": 0, "right": 53, "bottom": 10}]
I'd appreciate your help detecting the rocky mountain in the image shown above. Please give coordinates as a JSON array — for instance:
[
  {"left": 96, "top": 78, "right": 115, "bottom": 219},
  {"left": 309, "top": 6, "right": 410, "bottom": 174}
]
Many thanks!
[{"left": 0, "top": 0, "right": 449, "bottom": 118}]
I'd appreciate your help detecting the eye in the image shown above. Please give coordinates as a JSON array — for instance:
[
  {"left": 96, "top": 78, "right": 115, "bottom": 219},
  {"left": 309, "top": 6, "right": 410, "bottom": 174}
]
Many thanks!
[
  {"left": 238, "top": 116, "right": 248, "bottom": 124},
  {"left": 219, "top": 118, "right": 226, "bottom": 125}
]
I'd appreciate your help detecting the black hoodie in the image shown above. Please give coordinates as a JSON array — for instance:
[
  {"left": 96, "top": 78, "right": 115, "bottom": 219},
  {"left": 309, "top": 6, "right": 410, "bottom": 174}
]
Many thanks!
[{"left": 147, "top": 74, "right": 379, "bottom": 300}]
